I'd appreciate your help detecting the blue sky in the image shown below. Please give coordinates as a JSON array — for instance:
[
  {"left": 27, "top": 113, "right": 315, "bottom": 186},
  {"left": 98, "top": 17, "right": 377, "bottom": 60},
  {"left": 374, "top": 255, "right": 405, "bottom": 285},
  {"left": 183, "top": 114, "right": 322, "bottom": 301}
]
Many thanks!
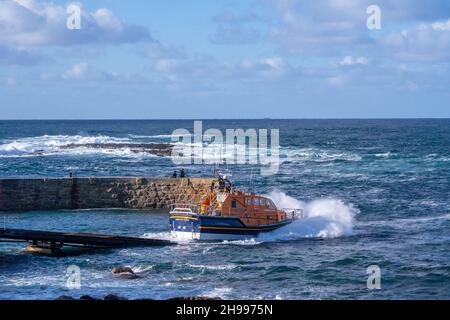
[{"left": 1, "top": 0, "right": 450, "bottom": 119}]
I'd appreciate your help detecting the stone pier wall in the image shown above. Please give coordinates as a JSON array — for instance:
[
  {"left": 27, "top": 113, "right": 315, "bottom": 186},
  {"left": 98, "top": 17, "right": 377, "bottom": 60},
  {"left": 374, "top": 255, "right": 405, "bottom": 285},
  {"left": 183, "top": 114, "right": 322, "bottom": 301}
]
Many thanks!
[{"left": 0, "top": 177, "right": 214, "bottom": 212}]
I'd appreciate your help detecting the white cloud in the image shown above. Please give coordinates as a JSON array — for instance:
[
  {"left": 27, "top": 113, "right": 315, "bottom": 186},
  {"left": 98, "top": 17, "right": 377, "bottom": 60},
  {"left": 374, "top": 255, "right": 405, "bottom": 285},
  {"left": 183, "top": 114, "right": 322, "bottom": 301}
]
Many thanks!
[
  {"left": 269, "top": 0, "right": 450, "bottom": 62},
  {"left": 0, "top": 0, "right": 152, "bottom": 47},
  {"left": 261, "top": 57, "right": 286, "bottom": 69},
  {"left": 432, "top": 19, "right": 450, "bottom": 31},
  {"left": 145, "top": 52, "right": 297, "bottom": 89},
  {"left": 154, "top": 59, "right": 179, "bottom": 72},
  {"left": 0, "top": 44, "right": 46, "bottom": 65},
  {"left": 93, "top": 8, "right": 124, "bottom": 32},
  {"left": 61, "top": 62, "right": 112, "bottom": 81},
  {"left": 62, "top": 62, "right": 89, "bottom": 80},
  {"left": 340, "top": 56, "right": 368, "bottom": 66},
  {"left": 383, "top": 19, "right": 450, "bottom": 62},
  {"left": 2, "top": 77, "right": 17, "bottom": 86},
  {"left": 269, "top": 0, "right": 371, "bottom": 55},
  {"left": 2, "top": 0, "right": 449, "bottom": 97},
  {"left": 327, "top": 75, "right": 346, "bottom": 86}
]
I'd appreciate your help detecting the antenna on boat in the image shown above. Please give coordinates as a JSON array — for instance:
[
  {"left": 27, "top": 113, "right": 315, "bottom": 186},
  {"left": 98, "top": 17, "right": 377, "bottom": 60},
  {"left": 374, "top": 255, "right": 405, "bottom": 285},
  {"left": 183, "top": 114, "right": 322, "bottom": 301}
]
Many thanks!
[
  {"left": 220, "top": 143, "right": 224, "bottom": 171},
  {"left": 212, "top": 142, "right": 222, "bottom": 178},
  {"left": 248, "top": 165, "right": 253, "bottom": 194}
]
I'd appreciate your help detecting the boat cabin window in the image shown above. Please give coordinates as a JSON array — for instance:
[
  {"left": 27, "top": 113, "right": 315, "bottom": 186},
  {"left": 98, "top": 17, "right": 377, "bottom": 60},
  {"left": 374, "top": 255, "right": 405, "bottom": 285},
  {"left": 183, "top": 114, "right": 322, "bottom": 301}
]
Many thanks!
[
  {"left": 268, "top": 200, "right": 276, "bottom": 209},
  {"left": 253, "top": 198, "right": 259, "bottom": 206},
  {"left": 245, "top": 197, "right": 251, "bottom": 206},
  {"left": 231, "top": 199, "right": 237, "bottom": 208},
  {"left": 260, "top": 199, "right": 267, "bottom": 206}
]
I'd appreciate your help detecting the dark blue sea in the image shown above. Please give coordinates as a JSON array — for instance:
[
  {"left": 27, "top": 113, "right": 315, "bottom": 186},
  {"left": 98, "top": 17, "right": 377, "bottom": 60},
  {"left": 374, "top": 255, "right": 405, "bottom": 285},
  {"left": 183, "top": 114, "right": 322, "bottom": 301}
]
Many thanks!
[{"left": 0, "top": 119, "right": 449, "bottom": 299}]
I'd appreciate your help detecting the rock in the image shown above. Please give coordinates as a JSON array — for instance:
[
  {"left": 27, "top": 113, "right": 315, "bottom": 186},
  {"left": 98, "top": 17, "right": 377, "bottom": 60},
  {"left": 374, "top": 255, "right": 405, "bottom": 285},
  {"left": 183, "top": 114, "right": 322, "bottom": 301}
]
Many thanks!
[
  {"left": 60, "top": 143, "right": 173, "bottom": 157},
  {"left": 112, "top": 266, "right": 134, "bottom": 274},
  {"left": 117, "top": 273, "right": 140, "bottom": 280},
  {"left": 104, "top": 294, "right": 127, "bottom": 300},
  {"left": 56, "top": 295, "right": 75, "bottom": 300},
  {"left": 80, "top": 295, "right": 98, "bottom": 300},
  {"left": 167, "top": 296, "right": 222, "bottom": 300},
  {"left": 56, "top": 295, "right": 220, "bottom": 301},
  {"left": 111, "top": 266, "right": 141, "bottom": 279},
  {"left": 135, "top": 177, "right": 147, "bottom": 185}
]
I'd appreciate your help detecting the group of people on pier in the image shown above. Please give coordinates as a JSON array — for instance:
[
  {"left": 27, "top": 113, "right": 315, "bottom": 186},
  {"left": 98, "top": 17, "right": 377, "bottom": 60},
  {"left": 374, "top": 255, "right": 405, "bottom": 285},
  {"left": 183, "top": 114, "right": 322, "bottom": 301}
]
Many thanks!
[{"left": 171, "top": 169, "right": 186, "bottom": 178}]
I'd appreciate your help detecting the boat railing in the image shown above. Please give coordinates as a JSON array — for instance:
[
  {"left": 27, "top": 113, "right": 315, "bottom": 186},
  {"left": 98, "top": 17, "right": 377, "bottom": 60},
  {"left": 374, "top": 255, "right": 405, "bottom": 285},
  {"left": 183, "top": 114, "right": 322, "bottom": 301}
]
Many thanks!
[
  {"left": 169, "top": 203, "right": 199, "bottom": 215},
  {"left": 203, "top": 205, "right": 222, "bottom": 216},
  {"left": 283, "top": 208, "right": 304, "bottom": 219}
]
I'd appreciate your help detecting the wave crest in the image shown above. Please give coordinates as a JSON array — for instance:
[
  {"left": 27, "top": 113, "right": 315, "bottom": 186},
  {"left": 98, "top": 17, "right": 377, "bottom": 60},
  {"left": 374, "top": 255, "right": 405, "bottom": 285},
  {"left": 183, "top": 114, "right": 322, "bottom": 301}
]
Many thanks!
[
  {"left": 0, "top": 135, "right": 130, "bottom": 157},
  {"left": 260, "top": 190, "right": 358, "bottom": 240}
]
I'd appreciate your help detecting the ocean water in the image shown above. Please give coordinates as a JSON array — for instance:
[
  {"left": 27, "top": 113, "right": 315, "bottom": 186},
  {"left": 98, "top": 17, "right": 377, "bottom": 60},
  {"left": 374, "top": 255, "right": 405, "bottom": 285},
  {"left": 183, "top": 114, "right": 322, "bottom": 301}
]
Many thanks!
[{"left": 0, "top": 119, "right": 449, "bottom": 299}]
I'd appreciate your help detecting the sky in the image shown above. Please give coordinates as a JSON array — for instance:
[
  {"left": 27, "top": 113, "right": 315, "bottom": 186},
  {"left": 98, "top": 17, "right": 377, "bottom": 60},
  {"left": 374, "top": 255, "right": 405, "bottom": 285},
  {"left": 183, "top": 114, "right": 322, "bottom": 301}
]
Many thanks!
[{"left": 0, "top": 0, "right": 450, "bottom": 119}]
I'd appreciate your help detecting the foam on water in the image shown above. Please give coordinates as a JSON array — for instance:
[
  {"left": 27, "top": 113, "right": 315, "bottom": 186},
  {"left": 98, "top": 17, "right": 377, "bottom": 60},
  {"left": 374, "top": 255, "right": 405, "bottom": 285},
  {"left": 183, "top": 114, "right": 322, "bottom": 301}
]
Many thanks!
[
  {"left": 130, "top": 265, "right": 154, "bottom": 274},
  {"left": 221, "top": 239, "right": 261, "bottom": 246},
  {"left": 141, "top": 232, "right": 193, "bottom": 244},
  {"left": 0, "top": 135, "right": 130, "bottom": 157},
  {"left": 0, "top": 133, "right": 396, "bottom": 167},
  {"left": 128, "top": 134, "right": 172, "bottom": 139},
  {"left": 260, "top": 190, "right": 358, "bottom": 240},
  {"left": 172, "top": 144, "right": 363, "bottom": 164},
  {"left": 185, "top": 263, "right": 237, "bottom": 271},
  {"left": 203, "top": 287, "right": 232, "bottom": 299},
  {"left": 142, "top": 232, "right": 174, "bottom": 241},
  {"left": 0, "top": 134, "right": 164, "bottom": 159},
  {"left": 281, "top": 147, "right": 362, "bottom": 163},
  {"left": 374, "top": 152, "right": 392, "bottom": 159}
]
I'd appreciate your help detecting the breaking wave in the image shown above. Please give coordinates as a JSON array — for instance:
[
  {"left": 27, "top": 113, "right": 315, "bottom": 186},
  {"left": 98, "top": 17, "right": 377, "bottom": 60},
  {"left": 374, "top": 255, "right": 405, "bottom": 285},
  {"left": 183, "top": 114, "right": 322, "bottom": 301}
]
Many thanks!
[
  {"left": 281, "top": 147, "right": 362, "bottom": 163},
  {"left": 0, "top": 135, "right": 165, "bottom": 158},
  {"left": 185, "top": 263, "right": 237, "bottom": 271},
  {"left": 128, "top": 134, "right": 173, "bottom": 139},
  {"left": 0, "top": 135, "right": 130, "bottom": 156},
  {"left": 130, "top": 265, "right": 154, "bottom": 274},
  {"left": 260, "top": 190, "right": 358, "bottom": 240},
  {"left": 1, "top": 134, "right": 365, "bottom": 165}
]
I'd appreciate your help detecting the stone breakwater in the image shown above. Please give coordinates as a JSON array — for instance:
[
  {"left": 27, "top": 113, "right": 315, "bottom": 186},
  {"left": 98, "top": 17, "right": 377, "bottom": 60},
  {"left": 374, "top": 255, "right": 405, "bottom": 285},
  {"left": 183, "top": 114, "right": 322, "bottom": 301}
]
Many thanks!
[{"left": 0, "top": 177, "right": 214, "bottom": 212}]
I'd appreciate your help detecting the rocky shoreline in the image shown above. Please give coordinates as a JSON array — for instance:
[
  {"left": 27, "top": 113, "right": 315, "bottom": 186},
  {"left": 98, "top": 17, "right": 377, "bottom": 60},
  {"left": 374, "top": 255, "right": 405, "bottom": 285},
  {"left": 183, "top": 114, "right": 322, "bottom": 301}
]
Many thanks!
[
  {"left": 56, "top": 295, "right": 221, "bottom": 301},
  {"left": 54, "top": 266, "right": 222, "bottom": 301},
  {"left": 60, "top": 142, "right": 173, "bottom": 157}
]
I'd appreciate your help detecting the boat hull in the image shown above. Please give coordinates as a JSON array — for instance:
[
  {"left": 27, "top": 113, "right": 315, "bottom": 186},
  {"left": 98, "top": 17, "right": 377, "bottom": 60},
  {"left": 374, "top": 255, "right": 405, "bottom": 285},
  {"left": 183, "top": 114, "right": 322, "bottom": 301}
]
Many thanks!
[{"left": 169, "top": 214, "right": 294, "bottom": 241}]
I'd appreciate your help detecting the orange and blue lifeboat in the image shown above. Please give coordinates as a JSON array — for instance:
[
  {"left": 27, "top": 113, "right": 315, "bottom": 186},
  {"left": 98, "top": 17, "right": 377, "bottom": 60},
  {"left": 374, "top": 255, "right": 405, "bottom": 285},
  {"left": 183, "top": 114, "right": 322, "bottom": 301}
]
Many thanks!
[{"left": 169, "top": 191, "right": 300, "bottom": 241}]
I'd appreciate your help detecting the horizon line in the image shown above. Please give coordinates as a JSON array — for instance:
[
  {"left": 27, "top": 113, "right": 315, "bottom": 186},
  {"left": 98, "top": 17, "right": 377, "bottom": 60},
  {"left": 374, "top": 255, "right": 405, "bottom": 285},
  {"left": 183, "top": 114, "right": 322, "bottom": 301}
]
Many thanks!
[{"left": 0, "top": 117, "right": 449, "bottom": 121}]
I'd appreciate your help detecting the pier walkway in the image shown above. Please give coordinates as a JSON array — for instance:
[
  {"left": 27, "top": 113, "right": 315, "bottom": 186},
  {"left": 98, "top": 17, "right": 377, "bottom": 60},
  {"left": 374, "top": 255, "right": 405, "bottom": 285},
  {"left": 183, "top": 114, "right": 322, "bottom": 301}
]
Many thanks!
[{"left": 0, "top": 228, "right": 173, "bottom": 250}]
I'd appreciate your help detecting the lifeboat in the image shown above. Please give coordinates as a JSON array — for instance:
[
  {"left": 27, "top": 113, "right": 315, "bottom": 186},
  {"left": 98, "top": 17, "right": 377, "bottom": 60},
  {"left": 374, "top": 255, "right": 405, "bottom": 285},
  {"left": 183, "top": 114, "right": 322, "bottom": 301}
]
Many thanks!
[{"left": 169, "top": 173, "right": 301, "bottom": 240}]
